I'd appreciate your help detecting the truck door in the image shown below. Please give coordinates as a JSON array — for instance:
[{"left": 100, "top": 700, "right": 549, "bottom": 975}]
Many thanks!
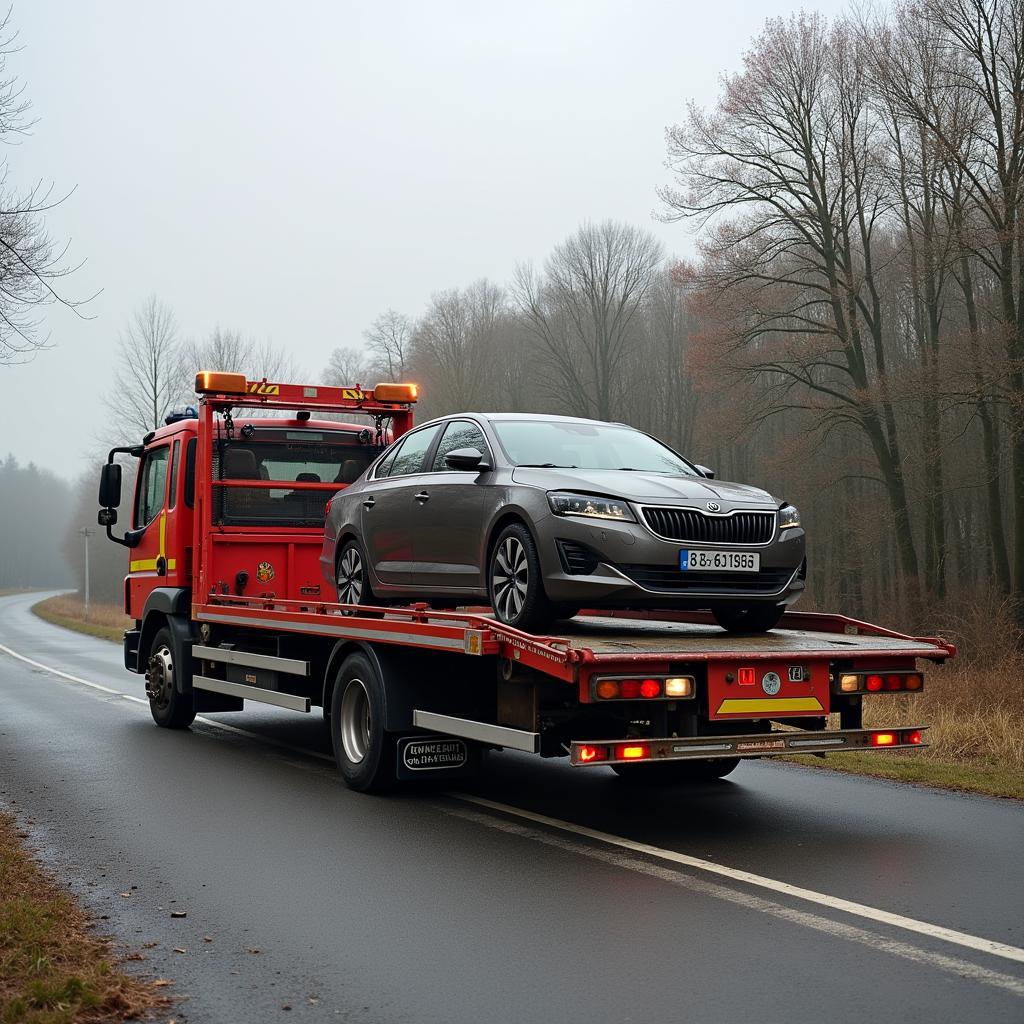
[{"left": 126, "top": 443, "right": 173, "bottom": 617}]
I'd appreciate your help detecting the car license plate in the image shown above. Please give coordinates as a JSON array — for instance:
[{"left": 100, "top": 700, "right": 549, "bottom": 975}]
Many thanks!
[{"left": 680, "top": 550, "right": 760, "bottom": 572}]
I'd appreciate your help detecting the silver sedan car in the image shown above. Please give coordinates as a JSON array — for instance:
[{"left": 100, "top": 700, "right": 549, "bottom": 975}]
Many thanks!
[{"left": 321, "top": 413, "right": 806, "bottom": 633}]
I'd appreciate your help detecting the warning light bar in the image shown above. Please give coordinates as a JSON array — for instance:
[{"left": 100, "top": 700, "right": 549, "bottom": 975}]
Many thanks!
[
  {"left": 196, "top": 370, "right": 247, "bottom": 394},
  {"left": 372, "top": 382, "right": 419, "bottom": 403}
]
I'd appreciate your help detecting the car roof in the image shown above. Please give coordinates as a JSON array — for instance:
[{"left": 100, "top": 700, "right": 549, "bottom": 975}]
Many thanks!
[{"left": 420, "top": 411, "right": 632, "bottom": 428}]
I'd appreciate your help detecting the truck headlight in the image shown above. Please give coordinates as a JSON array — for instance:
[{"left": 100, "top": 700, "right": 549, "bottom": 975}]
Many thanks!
[
  {"left": 778, "top": 504, "right": 801, "bottom": 529},
  {"left": 548, "top": 492, "right": 636, "bottom": 522}
]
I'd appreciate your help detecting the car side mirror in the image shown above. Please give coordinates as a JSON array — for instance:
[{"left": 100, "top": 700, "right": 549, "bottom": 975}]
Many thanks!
[
  {"left": 98, "top": 462, "right": 122, "bottom": 508},
  {"left": 445, "top": 447, "right": 491, "bottom": 472},
  {"left": 695, "top": 464, "right": 716, "bottom": 480}
]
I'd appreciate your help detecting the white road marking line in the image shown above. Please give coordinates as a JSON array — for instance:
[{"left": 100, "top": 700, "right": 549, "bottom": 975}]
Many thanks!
[
  {"left": 442, "top": 804, "right": 1024, "bottom": 997},
  {"left": 4, "top": 634, "right": 1023, "bottom": 977},
  {"left": 450, "top": 793, "right": 1024, "bottom": 968},
  {"left": 0, "top": 643, "right": 122, "bottom": 694}
]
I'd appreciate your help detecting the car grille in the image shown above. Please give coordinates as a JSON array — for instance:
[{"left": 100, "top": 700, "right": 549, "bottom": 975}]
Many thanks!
[
  {"left": 641, "top": 507, "right": 775, "bottom": 544},
  {"left": 618, "top": 564, "right": 794, "bottom": 595}
]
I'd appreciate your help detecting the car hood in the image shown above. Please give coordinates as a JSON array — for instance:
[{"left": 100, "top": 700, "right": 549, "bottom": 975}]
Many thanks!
[{"left": 510, "top": 468, "right": 778, "bottom": 506}]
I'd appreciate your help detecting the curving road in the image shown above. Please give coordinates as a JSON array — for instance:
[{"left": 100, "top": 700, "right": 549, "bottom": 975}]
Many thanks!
[{"left": 1, "top": 591, "right": 1022, "bottom": 1023}]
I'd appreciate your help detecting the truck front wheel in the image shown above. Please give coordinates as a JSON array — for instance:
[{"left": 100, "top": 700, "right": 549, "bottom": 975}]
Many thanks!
[
  {"left": 145, "top": 627, "right": 196, "bottom": 729},
  {"left": 330, "top": 652, "right": 395, "bottom": 793}
]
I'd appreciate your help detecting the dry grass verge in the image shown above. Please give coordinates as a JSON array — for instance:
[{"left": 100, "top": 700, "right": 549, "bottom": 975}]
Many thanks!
[
  {"left": 31, "top": 596, "right": 130, "bottom": 645},
  {"left": 0, "top": 812, "right": 167, "bottom": 1023}
]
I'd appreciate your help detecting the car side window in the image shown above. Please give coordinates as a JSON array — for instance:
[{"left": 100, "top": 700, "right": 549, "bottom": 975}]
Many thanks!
[
  {"left": 381, "top": 425, "right": 442, "bottom": 477},
  {"left": 431, "top": 420, "right": 489, "bottom": 471},
  {"left": 374, "top": 443, "right": 401, "bottom": 479},
  {"left": 133, "top": 446, "right": 169, "bottom": 529}
]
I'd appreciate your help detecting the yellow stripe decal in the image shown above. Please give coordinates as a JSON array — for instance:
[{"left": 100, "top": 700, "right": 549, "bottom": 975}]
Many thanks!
[
  {"left": 128, "top": 513, "right": 175, "bottom": 573},
  {"left": 717, "top": 697, "right": 825, "bottom": 715}
]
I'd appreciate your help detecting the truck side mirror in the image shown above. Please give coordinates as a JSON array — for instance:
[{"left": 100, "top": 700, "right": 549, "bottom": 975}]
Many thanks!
[
  {"left": 98, "top": 508, "right": 117, "bottom": 527},
  {"left": 695, "top": 464, "right": 716, "bottom": 480},
  {"left": 99, "top": 462, "right": 122, "bottom": 508}
]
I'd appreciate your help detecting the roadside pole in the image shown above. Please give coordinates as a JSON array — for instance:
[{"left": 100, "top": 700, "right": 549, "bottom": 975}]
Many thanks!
[{"left": 79, "top": 527, "right": 94, "bottom": 615}]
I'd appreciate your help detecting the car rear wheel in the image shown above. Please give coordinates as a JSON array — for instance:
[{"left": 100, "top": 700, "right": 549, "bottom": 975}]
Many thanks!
[
  {"left": 712, "top": 603, "right": 785, "bottom": 633},
  {"left": 488, "top": 523, "right": 555, "bottom": 633},
  {"left": 336, "top": 538, "right": 375, "bottom": 610}
]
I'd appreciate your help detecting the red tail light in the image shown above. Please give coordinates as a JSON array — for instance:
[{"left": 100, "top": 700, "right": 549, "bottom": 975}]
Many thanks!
[
  {"left": 325, "top": 498, "right": 334, "bottom": 517},
  {"left": 903, "top": 730, "right": 923, "bottom": 745},
  {"left": 866, "top": 675, "right": 884, "bottom": 692},
  {"left": 578, "top": 745, "right": 606, "bottom": 763},
  {"left": 640, "top": 679, "right": 661, "bottom": 698},
  {"left": 869, "top": 732, "right": 897, "bottom": 747},
  {"left": 619, "top": 679, "right": 641, "bottom": 699}
]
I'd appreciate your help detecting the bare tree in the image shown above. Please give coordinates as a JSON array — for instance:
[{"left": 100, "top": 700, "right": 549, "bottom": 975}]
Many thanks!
[
  {"left": 323, "top": 344, "right": 371, "bottom": 388},
  {"left": 182, "top": 326, "right": 299, "bottom": 396},
  {"left": 515, "top": 221, "right": 663, "bottom": 421},
  {"left": 0, "top": 9, "right": 89, "bottom": 363},
  {"left": 105, "top": 296, "right": 183, "bottom": 439},
  {"left": 363, "top": 309, "right": 412, "bottom": 381},
  {"left": 411, "top": 279, "right": 506, "bottom": 413}
]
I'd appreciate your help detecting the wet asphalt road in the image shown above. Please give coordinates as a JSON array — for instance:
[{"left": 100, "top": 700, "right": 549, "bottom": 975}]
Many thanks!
[{"left": 1, "top": 591, "right": 1022, "bottom": 1023}]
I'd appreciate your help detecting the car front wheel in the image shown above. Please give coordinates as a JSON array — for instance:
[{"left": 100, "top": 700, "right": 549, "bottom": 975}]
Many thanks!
[
  {"left": 488, "top": 523, "right": 555, "bottom": 633},
  {"left": 712, "top": 603, "right": 785, "bottom": 633}
]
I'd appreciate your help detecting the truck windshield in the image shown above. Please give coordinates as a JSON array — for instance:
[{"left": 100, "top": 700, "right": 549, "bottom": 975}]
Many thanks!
[
  {"left": 493, "top": 420, "right": 696, "bottom": 475},
  {"left": 213, "top": 428, "right": 379, "bottom": 527}
]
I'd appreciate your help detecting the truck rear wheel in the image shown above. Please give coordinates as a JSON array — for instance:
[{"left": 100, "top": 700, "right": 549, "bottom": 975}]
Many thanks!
[
  {"left": 330, "top": 652, "right": 395, "bottom": 793},
  {"left": 145, "top": 627, "right": 196, "bottom": 729},
  {"left": 612, "top": 758, "right": 740, "bottom": 784}
]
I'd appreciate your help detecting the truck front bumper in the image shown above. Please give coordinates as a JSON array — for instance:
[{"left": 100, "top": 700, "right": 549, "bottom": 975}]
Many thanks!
[{"left": 568, "top": 726, "right": 927, "bottom": 766}]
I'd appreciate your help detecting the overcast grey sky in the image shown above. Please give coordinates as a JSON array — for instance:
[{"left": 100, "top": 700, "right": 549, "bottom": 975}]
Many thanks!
[{"left": 2, "top": 0, "right": 848, "bottom": 479}]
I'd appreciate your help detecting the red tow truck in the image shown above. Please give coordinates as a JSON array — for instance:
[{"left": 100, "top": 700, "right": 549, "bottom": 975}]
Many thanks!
[{"left": 97, "top": 372, "right": 955, "bottom": 791}]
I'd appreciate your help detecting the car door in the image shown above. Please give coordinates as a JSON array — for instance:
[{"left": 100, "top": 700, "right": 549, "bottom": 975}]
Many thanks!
[
  {"left": 360, "top": 423, "right": 442, "bottom": 590},
  {"left": 410, "top": 419, "right": 495, "bottom": 593}
]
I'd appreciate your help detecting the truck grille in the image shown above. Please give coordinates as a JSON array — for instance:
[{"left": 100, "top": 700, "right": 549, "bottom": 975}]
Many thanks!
[
  {"left": 618, "top": 564, "right": 793, "bottom": 595},
  {"left": 641, "top": 507, "right": 775, "bottom": 545}
]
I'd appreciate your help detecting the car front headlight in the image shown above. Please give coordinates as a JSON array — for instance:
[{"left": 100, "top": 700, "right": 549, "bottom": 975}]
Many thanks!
[
  {"left": 778, "top": 504, "right": 801, "bottom": 529},
  {"left": 548, "top": 492, "right": 636, "bottom": 522}
]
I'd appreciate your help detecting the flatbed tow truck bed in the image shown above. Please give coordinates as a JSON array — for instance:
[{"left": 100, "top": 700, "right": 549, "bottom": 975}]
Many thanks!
[{"left": 184, "top": 595, "right": 954, "bottom": 775}]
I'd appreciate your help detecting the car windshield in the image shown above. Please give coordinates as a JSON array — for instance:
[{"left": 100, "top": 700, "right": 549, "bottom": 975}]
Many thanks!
[{"left": 493, "top": 420, "right": 697, "bottom": 475}]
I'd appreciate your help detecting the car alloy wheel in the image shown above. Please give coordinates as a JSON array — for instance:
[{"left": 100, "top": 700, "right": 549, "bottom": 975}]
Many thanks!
[
  {"left": 337, "top": 544, "right": 364, "bottom": 605},
  {"left": 493, "top": 535, "right": 529, "bottom": 621}
]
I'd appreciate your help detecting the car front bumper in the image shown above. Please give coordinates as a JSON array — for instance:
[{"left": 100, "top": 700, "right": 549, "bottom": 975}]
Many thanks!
[{"left": 533, "top": 511, "right": 806, "bottom": 609}]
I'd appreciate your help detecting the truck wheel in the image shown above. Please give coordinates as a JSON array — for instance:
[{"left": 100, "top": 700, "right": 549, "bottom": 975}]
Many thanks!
[
  {"left": 330, "top": 652, "right": 395, "bottom": 793},
  {"left": 712, "top": 603, "right": 785, "bottom": 633},
  {"left": 144, "top": 627, "right": 196, "bottom": 729},
  {"left": 488, "top": 523, "right": 555, "bottom": 633},
  {"left": 336, "top": 538, "right": 375, "bottom": 609},
  {"left": 612, "top": 758, "right": 740, "bottom": 783}
]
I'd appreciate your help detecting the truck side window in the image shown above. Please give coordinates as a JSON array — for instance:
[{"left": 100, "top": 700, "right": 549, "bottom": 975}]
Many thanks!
[
  {"left": 134, "top": 446, "right": 169, "bottom": 529},
  {"left": 167, "top": 440, "right": 180, "bottom": 510},
  {"left": 184, "top": 437, "right": 197, "bottom": 508}
]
